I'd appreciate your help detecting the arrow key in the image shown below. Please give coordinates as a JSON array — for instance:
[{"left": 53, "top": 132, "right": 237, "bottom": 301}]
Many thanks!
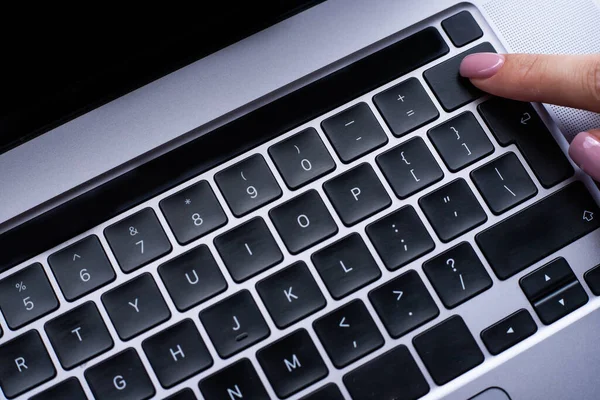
[
  {"left": 534, "top": 281, "right": 588, "bottom": 325},
  {"left": 481, "top": 309, "right": 537, "bottom": 355},
  {"left": 313, "top": 299, "right": 384, "bottom": 368},
  {"left": 520, "top": 258, "right": 576, "bottom": 301}
]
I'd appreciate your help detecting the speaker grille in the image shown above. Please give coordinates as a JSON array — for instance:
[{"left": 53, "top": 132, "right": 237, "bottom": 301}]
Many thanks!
[{"left": 484, "top": 0, "right": 600, "bottom": 142}]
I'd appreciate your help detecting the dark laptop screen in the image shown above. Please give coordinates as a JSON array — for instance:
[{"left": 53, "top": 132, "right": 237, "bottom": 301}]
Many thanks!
[{"left": 0, "top": 1, "right": 323, "bottom": 155}]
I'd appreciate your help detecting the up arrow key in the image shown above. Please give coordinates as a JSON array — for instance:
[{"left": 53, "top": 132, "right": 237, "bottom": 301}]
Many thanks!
[
  {"left": 506, "top": 327, "right": 514, "bottom": 334},
  {"left": 339, "top": 317, "right": 350, "bottom": 328}
]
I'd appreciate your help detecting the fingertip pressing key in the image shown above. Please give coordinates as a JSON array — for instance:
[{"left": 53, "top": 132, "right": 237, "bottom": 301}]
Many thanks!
[{"left": 569, "top": 131, "right": 600, "bottom": 182}]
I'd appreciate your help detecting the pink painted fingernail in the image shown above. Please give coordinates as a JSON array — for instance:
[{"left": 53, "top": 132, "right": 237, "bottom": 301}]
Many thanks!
[
  {"left": 569, "top": 132, "right": 600, "bottom": 182},
  {"left": 459, "top": 53, "right": 505, "bottom": 79}
]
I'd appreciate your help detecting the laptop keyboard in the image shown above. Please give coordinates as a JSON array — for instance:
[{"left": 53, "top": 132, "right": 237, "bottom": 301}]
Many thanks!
[{"left": 1, "top": 7, "right": 599, "bottom": 400}]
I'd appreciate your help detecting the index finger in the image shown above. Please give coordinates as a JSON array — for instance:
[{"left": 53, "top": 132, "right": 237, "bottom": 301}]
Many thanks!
[{"left": 459, "top": 53, "right": 600, "bottom": 113}]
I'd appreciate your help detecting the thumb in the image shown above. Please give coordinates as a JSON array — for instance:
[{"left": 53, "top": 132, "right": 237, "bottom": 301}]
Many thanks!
[
  {"left": 459, "top": 53, "right": 600, "bottom": 113},
  {"left": 569, "top": 130, "right": 600, "bottom": 182}
]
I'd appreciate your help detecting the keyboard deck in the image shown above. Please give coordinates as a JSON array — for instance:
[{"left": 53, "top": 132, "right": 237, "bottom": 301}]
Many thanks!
[{"left": 1, "top": 5, "right": 600, "bottom": 400}]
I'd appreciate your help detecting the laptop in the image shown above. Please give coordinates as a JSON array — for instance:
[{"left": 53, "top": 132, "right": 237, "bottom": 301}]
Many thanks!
[{"left": 1, "top": 0, "right": 600, "bottom": 399}]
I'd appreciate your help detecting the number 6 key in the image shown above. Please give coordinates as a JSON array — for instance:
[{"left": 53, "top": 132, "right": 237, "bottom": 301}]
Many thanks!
[{"left": 49, "top": 235, "right": 116, "bottom": 301}]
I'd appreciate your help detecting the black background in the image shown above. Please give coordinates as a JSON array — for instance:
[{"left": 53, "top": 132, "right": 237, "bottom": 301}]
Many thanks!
[{"left": 0, "top": 1, "right": 323, "bottom": 154}]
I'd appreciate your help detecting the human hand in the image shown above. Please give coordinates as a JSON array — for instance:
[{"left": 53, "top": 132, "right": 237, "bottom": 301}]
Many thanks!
[{"left": 459, "top": 53, "right": 600, "bottom": 181}]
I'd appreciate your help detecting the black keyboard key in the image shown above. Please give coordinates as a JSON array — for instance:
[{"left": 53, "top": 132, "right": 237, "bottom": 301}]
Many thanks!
[
  {"left": 48, "top": 235, "right": 115, "bottom": 301},
  {"left": 424, "top": 42, "right": 495, "bottom": 112},
  {"left": 476, "top": 182, "right": 600, "bottom": 280},
  {"left": 199, "top": 290, "right": 270, "bottom": 358},
  {"left": 142, "top": 319, "right": 213, "bottom": 388},
  {"left": 104, "top": 208, "right": 172, "bottom": 273},
  {"left": 257, "top": 329, "right": 328, "bottom": 399},
  {"left": 428, "top": 112, "right": 494, "bottom": 172},
  {"left": 481, "top": 309, "right": 537, "bottom": 355},
  {"left": 366, "top": 206, "right": 435, "bottom": 271},
  {"left": 373, "top": 77, "right": 439, "bottom": 137},
  {"left": 215, "top": 154, "right": 282, "bottom": 217},
  {"left": 534, "top": 281, "right": 588, "bottom": 325},
  {"left": 420, "top": 179, "right": 487, "bottom": 242},
  {"left": 311, "top": 233, "right": 381, "bottom": 299},
  {"left": 442, "top": 11, "right": 483, "bottom": 47},
  {"left": 214, "top": 217, "right": 283, "bottom": 282},
  {"left": 323, "top": 163, "right": 391, "bottom": 226},
  {"left": 520, "top": 258, "right": 576, "bottom": 301},
  {"left": 0, "top": 263, "right": 59, "bottom": 330},
  {"left": 159, "top": 180, "right": 228, "bottom": 245},
  {"left": 102, "top": 273, "right": 171, "bottom": 341},
  {"left": 269, "top": 190, "right": 338, "bottom": 254},
  {"left": 377, "top": 137, "right": 444, "bottom": 199},
  {"left": 199, "top": 358, "right": 269, "bottom": 400},
  {"left": 45, "top": 301, "right": 113, "bottom": 370},
  {"left": 165, "top": 388, "right": 197, "bottom": 400},
  {"left": 158, "top": 245, "right": 227, "bottom": 311},
  {"left": 313, "top": 299, "right": 384, "bottom": 368},
  {"left": 256, "top": 261, "right": 326, "bottom": 329},
  {"left": 269, "top": 128, "right": 336, "bottom": 189},
  {"left": 478, "top": 98, "right": 573, "bottom": 188},
  {"left": 321, "top": 102, "right": 388, "bottom": 163},
  {"left": 343, "top": 345, "right": 429, "bottom": 400},
  {"left": 584, "top": 264, "right": 600, "bottom": 295},
  {"left": 85, "top": 348, "right": 155, "bottom": 400},
  {"left": 369, "top": 270, "right": 439, "bottom": 338},
  {"left": 30, "top": 377, "right": 86, "bottom": 400},
  {"left": 0, "top": 330, "right": 56, "bottom": 399},
  {"left": 300, "top": 383, "right": 344, "bottom": 400},
  {"left": 413, "top": 315, "right": 484, "bottom": 385},
  {"left": 423, "top": 242, "right": 492, "bottom": 309},
  {"left": 471, "top": 152, "right": 538, "bottom": 214}
]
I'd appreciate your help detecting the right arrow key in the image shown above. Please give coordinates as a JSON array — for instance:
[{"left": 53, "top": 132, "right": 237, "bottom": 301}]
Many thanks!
[{"left": 481, "top": 309, "right": 537, "bottom": 355}]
